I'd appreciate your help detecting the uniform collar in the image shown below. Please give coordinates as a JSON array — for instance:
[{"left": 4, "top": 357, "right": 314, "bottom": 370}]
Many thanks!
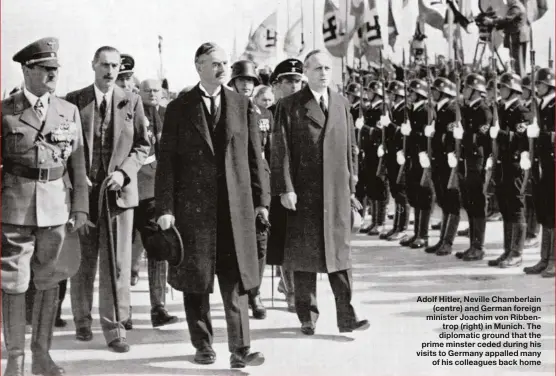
[
  {"left": 468, "top": 97, "right": 482, "bottom": 107},
  {"left": 503, "top": 97, "right": 519, "bottom": 110},
  {"left": 393, "top": 99, "right": 404, "bottom": 110},
  {"left": 541, "top": 92, "right": 555, "bottom": 109},
  {"left": 436, "top": 98, "right": 449, "bottom": 111},
  {"left": 371, "top": 99, "right": 383, "bottom": 109},
  {"left": 23, "top": 87, "right": 50, "bottom": 108},
  {"left": 413, "top": 100, "right": 425, "bottom": 110}
]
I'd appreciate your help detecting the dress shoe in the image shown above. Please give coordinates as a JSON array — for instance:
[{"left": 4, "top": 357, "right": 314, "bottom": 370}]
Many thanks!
[
  {"left": 31, "top": 353, "right": 65, "bottom": 376},
  {"left": 339, "top": 319, "right": 370, "bottom": 333},
  {"left": 230, "top": 348, "right": 265, "bottom": 368},
  {"left": 524, "top": 260, "right": 548, "bottom": 274},
  {"left": 151, "top": 306, "right": 179, "bottom": 328},
  {"left": 524, "top": 236, "right": 539, "bottom": 249},
  {"left": 542, "top": 263, "right": 555, "bottom": 278},
  {"left": 108, "top": 338, "right": 130, "bottom": 353},
  {"left": 409, "top": 238, "right": 428, "bottom": 249},
  {"left": 462, "top": 248, "right": 485, "bottom": 261},
  {"left": 387, "top": 230, "right": 407, "bottom": 241},
  {"left": 54, "top": 317, "right": 67, "bottom": 328},
  {"left": 300, "top": 321, "right": 315, "bottom": 335},
  {"left": 130, "top": 272, "right": 139, "bottom": 286},
  {"left": 399, "top": 234, "right": 416, "bottom": 246},
  {"left": 248, "top": 294, "right": 267, "bottom": 319},
  {"left": 499, "top": 255, "right": 522, "bottom": 268},
  {"left": 75, "top": 327, "right": 93, "bottom": 341},
  {"left": 194, "top": 346, "right": 216, "bottom": 365},
  {"left": 487, "top": 253, "right": 508, "bottom": 267},
  {"left": 486, "top": 212, "right": 502, "bottom": 222}
]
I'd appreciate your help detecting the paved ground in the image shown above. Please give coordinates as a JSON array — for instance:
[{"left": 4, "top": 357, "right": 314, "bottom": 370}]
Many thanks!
[{"left": 2, "top": 218, "right": 555, "bottom": 376}]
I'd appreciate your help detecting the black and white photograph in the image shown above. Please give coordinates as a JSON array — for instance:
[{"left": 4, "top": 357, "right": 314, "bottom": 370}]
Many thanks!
[{"left": 1, "top": 0, "right": 555, "bottom": 375}]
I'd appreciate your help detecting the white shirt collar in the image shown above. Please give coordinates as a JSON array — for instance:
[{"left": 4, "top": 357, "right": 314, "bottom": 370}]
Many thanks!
[
  {"left": 436, "top": 98, "right": 449, "bottom": 111},
  {"left": 93, "top": 84, "right": 114, "bottom": 108},
  {"left": 541, "top": 92, "right": 555, "bottom": 109},
  {"left": 504, "top": 97, "right": 519, "bottom": 110},
  {"left": 198, "top": 82, "right": 222, "bottom": 98},
  {"left": 23, "top": 87, "right": 50, "bottom": 110},
  {"left": 310, "top": 88, "right": 328, "bottom": 108},
  {"left": 468, "top": 97, "right": 482, "bottom": 107}
]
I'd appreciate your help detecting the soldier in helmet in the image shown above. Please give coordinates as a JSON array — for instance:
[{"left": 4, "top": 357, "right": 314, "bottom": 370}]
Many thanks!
[
  {"left": 360, "top": 80, "right": 390, "bottom": 236},
  {"left": 524, "top": 67, "right": 555, "bottom": 278},
  {"left": 424, "top": 77, "right": 461, "bottom": 256},
  {"left": 487, "top": 72, "right": 533, "bottom": 268},
  {"left": 380, "top": 80, "right": 410, "bottom": 241},
  {"left": 229, "top": 60, "right": 270, "bottom": 320},
  {"left": 115, "top": 54, "right": 136, "bottom": 93},
  {"left": 399, "top": 79, "right": 433, "bottom": 248},
  {"left": 267, "top": 58, "right": 304, "bottom": 313},
  {"left": 520, "top": 74, "right": 541, "bottom": 249},
  {"left": 346, "top": 82, "right": 362, "bottom": 122},
  {"left": 454, "top": 73, "right": 493, "bottom": 262}
]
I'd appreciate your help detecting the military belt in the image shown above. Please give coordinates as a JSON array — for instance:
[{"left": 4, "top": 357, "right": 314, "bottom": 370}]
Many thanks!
[{"left": 3, "top": 160, "right": 65, "bottom": 182}]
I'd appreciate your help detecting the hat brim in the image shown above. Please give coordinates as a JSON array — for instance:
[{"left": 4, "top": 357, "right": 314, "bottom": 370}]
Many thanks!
[
  {"left": 34, "top": 60, "right": 60, "bottom": 68},
  {"left": 277, "top": 72, "right": 304, "bottom": 80},
  {"left": 118, "top": 70, "right": 134, "bottom": 76}
]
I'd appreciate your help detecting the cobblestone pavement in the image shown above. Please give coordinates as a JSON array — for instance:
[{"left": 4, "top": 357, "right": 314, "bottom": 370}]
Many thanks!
[{"left": 2, "top": 219, "right": 554, "bottom": 375}]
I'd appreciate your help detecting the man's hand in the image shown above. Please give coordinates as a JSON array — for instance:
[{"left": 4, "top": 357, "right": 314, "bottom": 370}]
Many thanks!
[
  {"left": 280, "top": 192, "right": 297, "bottom": 210},
  {"left": 255, "top": 206, "right": 269, "bottom": 222},
  {"left": 486, "top": 157, "right": 493, "bottom": 170},
  {"left": 77, "top": 218, "right": 96, "bottom": 236},
  {"left": 107, "top": 171, "right": 125, "bottom": 191},
  {"left": 396, "top": 150, "right": 405, "bottom": 166},
  {"left": 157, "top": 214, "right": 175, "bottom": 230},
  {"left": 379, "top": 114, "right": 391, "bottom": 129},
  {"left": 401, "top": 121, "right": 412, "bottom": 136},
  {"left": 377, "top": 145, "right": 385, "bottom": 158},
  {"left": 350, "top": 195, "right": 363, "bottom": 211},
  {"left": 453, "top": 123, "right": 464, "bottom": 140},
  {"left": 355, "top": 117, "right": 364, "bottom": 130},
  {"left": 67, "top": 212, "right": 88, "bottom": 233},
  {"left": 520, "top": 151, "right": 531, "bottom": 170},
  {"left": 527, "top": 119, "right": 540, "bottom": 138},
  {"left": 447, "top": 152, "right": 458, "bottom": 168},
  {"left": 424, "top": 121, "right": 435, "bottom": 137},
  {"left": 419, "top": 152, "right": 430, "bottom": 168},
  {"left": 490, "top": 120, "right": 500, "bottom": 139}
]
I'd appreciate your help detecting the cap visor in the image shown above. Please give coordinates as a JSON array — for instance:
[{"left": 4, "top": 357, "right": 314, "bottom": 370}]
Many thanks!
[{"left": 36, "top": 60, "right": 60, "bottom": 68}]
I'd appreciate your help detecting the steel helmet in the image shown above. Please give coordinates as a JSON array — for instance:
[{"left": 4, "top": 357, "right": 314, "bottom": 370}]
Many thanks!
[
  {"left": 408, "top": 79, "right": 429, "bottom": 98},
  {"left": 229, "top": 60, "right": 260, "bottom": 86},
  {"left": 464, "top": 73, "right": 487, "bottom": 93},
  {"left": 498, "top": 72, "right": 523, "bottom": 94},
  {"left": 432, "top": 77, "right": 456, "bottom": 97}
]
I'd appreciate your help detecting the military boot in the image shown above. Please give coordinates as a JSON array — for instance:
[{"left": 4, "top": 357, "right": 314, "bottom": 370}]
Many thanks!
[
  {"left": 488, "top": 221, "right": 512, "bottom": 267},
  {"left": 31, "top": 287, "right": 65, "bottom": 376},
  {"left": 361, "top": 201, "right": 378, "bottom": 234},
  {"left": 425, "top": 213, "right": 447, "bottom": 254},
  {"left": 281, "top": 268, "right": 296, "bottom": 313},
  {"left": 410, "top": 209, "right": 431, "bottom": 248},
  {"left": 524, "top": 226, "right": 551, "bottom": 274},
  {"left": 456, "top": 218, "right": 474, "bottom": 259},
  {"left": 380, "top": 204, "right": 399, "bottom": 239},
  {"left": 401, "top": 208, "right": 419, "bottom": 246},
  {"left": 436, "top": 214, "right": 460, "bottom": 256},
  {"left": 499, "top": 222, "right": 525, "bottom": 268},
  {"left": 367, "top": 200, "right": 385, "bottom": 236},
  {"left": 541, "top": 228, "right": 555, "bottom": 278},
  {"left": 463, "top": 218, "right": 486, "bottom": 261},
  {"left": 388, "top": 204, "right": 410, "bottom": 241},
  {"left": 2, "top": 291, "right": 26, "bottom": 376}
]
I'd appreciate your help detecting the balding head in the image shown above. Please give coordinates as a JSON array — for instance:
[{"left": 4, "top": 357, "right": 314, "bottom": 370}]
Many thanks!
[{"left": 140, "top": 78, "right": 163, "bottom": 107}]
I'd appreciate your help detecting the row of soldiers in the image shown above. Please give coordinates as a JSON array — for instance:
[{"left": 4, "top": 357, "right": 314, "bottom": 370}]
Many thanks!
[{"left": 345, "top": 60, "right": 554, "bottom": 277}]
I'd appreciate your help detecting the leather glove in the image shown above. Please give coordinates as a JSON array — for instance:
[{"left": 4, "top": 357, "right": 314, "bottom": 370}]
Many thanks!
[
  {"left": 424, "top": 121, "right": 435, "bottom": 137},
  {"left": 377, "top": 145, "right": 385, "bottom": 158},
  {"left": 520, "top": 151, "right": 531, "bottom": 170},
  {"left": 485, "top": 157, "right": 493, "bottom": 169},
  {"left": 447, "top": 152, "right": 458, "bottom": 168},
  {"left": 157, "top": 214, "right": 175, "bottom": 230},
  {"left": 527, "top": 120, "right": 540, "bottom": 138},
  {"left": 489, "top": 120, "right": 500, "bottom": 139},
  {"left": 419, "top": 152, "right": 430, "bottom": 168},
  {"left": 453, "top": 123, "right": 464, "bottom": 140},
  {"left": 281, "top": 192, "right": 297, "bottom": 210},
  {"left": 355, "top": 117, "right": 365, "bottom": 130},
  {"left": 401, "top": 121, "right": 412, "bottom": 136},
  {"left": 396, "top": 150, "right": 406, "bottom": 165},
  {"left": 379, "top": 114, "right": 391, "bottom": 129}
]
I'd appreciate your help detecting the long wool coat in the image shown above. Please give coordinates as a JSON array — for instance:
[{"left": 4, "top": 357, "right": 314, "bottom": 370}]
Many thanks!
[
  {"left": 155, "top": 86, "right": 270, "bottom": 294},
  {"left": 270, "top": 86, "right": 358, "bottom": 273}
]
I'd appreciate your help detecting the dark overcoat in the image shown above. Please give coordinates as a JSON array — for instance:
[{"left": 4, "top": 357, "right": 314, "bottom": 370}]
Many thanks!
[
  {"left": 270, "top": 86, "right": 357, "bottom": 273},
  {"left": 155, "top": 85, "right": 270, "bottom": 294}
]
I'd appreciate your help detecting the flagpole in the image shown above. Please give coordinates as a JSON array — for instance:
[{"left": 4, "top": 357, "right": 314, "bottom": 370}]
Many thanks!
[
  {"left": 448, "top": 7, "right": 454, "bottom": 63},
  {"left": 313, "top": 0, "right": 316, "bottom": 49},
  {"left": 158, "top": 35, "right": 164, "bottom": 80},
  {"left": 300, "top": 0, "right": 305, "bottom": 56}
]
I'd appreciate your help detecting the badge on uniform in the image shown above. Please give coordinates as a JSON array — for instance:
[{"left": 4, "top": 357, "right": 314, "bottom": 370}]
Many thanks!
[
  {"left": 516, "top": 122, "right": 527, "bottom": 133},
  {"left": 480, "top": 124, "right": 489, "bottom": 134},
  {"left": 125, "top": 112, "right": 133, "bottom": 121},
  {"left": 258, "top": 118, "right": 270, "bottom": 132}
]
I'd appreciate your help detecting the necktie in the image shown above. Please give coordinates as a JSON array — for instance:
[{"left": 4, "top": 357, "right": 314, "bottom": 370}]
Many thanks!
[
  {"left": 100, "top": 95, "right": 107, "bottom": 122},
  {"left": 34, "top": 99, "right": 44, "bottom": 121},
  {"left": 319, "top": 95, "right": 328, "bottom": 117},
  {"left": 209, "top": 95, "right": 217, "bottom": 126}
]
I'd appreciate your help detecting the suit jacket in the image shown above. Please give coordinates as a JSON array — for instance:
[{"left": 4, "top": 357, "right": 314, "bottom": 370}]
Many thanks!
[
  {"left": 270, "top": 86, "right": 357, "bottom": 273},
  {"left": 155, "top": 84, "right": 270, "bottom": 294},
  {"left": 65, "top": 85, "right": 149, "bottom": 209},
  {"left": 1, "top": 93, "right": 88, "bottom": 226},
  {"left": 494, "top": 1, "right": 530, "bottom": 45},
  {"left": 137, "top": 105, "right": 165, "bottom": 201}
]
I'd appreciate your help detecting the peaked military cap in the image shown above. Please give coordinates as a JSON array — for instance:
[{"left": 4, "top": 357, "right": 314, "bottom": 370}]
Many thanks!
[
  {"left": 272, "top": 58, "right": 304, "bottom": 83},
  {"left": 13, "top": 37, "right": 60, "bottom": 68},
  {"left": 119, "top": 54, "right": 135, "bottom": 75}
]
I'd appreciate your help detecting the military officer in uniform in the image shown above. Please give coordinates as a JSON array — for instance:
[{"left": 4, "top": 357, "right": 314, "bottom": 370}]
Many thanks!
[
  {"left": 228, "top": 59, "right": 271, "bottom": 320},
  {"left": 399, "top": 79, "right": 434, "bottom": 249},
  {"left": 2, "top": 37, "right": 88, "bottom": 376},
  {"left": 267, "top": 58, "right": 304, "bottom": 313},
  {"left": 454, "top": 73, "right": 493, "bottom": 261},
  {"left": 361, "top": 80, "right": 390, "bottom": 236},
  {"left": 424, "top": 77, "right": 461, "bottom": 256},
  {"left": 115, "top": 54, "right": 136, "bottom": 93},
  {"left": 380, "top": 80, "right": 410, "bottom": 241},
  {"left": 488, "top": 73, "right": 533, "bottom": 268},
  {"left": 524, "top": 67, "right": 555, "bottom": 277},
  {"left": 346, "top": 82, "right": 362, "bottom": 123}
]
